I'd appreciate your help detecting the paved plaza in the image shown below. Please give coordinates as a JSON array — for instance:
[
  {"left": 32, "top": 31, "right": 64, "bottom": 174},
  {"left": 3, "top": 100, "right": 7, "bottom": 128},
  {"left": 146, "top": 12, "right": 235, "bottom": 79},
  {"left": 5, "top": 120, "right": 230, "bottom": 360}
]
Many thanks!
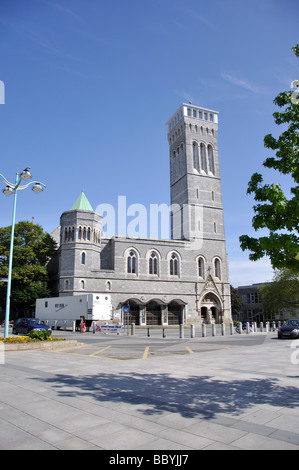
[{"left": 1, "top": 327, "right": 299, "bottom": 451}]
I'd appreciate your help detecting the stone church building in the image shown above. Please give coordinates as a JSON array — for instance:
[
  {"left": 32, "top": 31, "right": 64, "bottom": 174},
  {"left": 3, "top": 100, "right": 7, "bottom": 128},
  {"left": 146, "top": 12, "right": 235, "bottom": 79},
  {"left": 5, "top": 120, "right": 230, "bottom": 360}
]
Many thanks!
[{"left": 49, "top": 103, "right": 231, "bottom": 326}]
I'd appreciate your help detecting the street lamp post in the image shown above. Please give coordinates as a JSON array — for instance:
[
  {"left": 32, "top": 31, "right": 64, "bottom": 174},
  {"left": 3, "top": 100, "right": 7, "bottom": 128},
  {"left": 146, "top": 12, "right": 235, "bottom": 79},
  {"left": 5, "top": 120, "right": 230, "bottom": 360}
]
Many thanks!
[{"left": 0, "top": 167, "right": 46, "bottom": 338}]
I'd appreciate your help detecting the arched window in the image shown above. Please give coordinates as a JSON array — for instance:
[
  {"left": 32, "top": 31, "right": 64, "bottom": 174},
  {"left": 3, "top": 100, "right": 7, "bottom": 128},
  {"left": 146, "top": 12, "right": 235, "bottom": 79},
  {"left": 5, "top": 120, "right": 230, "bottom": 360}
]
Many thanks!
[
  {"left": 200, "top": 143, "right": 207, "bottom": 173},
  {"left": 127, "top": 250, "right": 137, "bottom": 274},
  {"left": 198, "top": 257, "right": 205, "bottom": 278},
  {"left": 81, "top": 252, "right": 86, "bottom": 265},
  {"left": 169, "top": 252, "right": 179, "bottom": 276},
  {"left": 149, "top": 251, "right": 158, "bottom": 275},
  {"left": 193, "top": 142, "right": 199, "bottom": 172},
  {"left": 214, "top": 258, "right": 221, "bottom": 279},
  {"left": 87, "top": 227, "right": 91, "bottom": 241},
  {"left": 78, "top": 227, "right": 82, "bottom": 240},
  {"left": 208, "top": 145, "right": 215, "bottom": 175}
]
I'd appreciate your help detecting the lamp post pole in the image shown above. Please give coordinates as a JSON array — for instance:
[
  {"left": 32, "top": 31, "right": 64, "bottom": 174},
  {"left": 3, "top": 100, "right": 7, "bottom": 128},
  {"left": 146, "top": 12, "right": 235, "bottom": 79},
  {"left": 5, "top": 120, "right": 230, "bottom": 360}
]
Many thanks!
[{"left": 0, "top": 168, "right": 46, "bottom": 338}]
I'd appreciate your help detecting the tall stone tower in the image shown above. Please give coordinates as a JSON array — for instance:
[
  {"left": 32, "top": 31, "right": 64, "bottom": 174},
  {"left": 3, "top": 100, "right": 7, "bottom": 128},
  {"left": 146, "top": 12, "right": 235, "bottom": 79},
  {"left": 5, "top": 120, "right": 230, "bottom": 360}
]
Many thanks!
[
  {"left": 58, "top": 192, "right": 102, "bottom": 296},
  {"left": 166, "top": 103, "right": 231, "bottom": 322}
]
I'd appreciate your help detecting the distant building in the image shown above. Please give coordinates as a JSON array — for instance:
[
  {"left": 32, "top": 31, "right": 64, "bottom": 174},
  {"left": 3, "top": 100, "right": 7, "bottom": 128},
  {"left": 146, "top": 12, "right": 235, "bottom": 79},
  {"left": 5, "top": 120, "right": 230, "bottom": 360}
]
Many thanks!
[
  {"left": 48, "top": 103, "right": 232, "bottom": 326},
  {"left": 236, "top": 284, "right": 263, "bottom": 323},
  {"left": 236, "top": 282, "right": 299, "bottom": 323}
]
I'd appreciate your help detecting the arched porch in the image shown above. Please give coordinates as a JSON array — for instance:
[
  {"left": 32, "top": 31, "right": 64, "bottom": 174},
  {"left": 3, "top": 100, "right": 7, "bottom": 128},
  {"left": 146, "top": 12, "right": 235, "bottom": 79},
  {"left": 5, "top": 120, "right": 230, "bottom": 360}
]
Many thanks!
[
  {"left": 199, "top": 292, "right": 223, "bottom": 323},
  {"left": 121, "top": 298, "right": 186, "bottom": 326}
]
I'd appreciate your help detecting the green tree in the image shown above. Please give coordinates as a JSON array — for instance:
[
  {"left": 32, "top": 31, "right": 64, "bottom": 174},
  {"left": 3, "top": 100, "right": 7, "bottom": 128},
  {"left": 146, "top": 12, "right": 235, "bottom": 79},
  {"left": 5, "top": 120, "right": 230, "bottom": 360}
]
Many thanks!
[
  {"left": 240, "top": 45, "right": 299, "bottom": 273},
  {"left": 0, "top": 221, "right": 57, "bottom": 316},
  {"left": 259, "top": 268, "right": 299, "bottom": 318},
  {"left": 230, "top": 285, "right": 243, "bottom": 318}
]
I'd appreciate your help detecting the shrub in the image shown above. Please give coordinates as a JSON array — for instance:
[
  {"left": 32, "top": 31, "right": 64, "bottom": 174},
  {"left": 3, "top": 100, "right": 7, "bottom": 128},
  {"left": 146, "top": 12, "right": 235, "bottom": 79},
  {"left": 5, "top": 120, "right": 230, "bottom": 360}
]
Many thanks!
[{"left": 29, "top": 329, "right": 51, "bottom": 341}]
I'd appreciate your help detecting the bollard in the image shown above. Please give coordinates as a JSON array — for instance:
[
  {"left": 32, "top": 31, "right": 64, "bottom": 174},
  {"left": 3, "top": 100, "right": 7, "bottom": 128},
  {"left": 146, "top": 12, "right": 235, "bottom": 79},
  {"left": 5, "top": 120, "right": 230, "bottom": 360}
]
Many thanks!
[
  {"left": 260, "top": 322, "right": 263, "bottom": 332},
  {"left": 253, "top": 322, "right": 257, "bottom": 332},
  {"left": 147, "top": 327, "right": 150, "bottom": 337},
  {"left": 212, "top": 323, "right": 216, "bottom": 336},
  {"left": 202, "top": 323, "right": 206, "bottom": 337},
  {"left": 246, "top": 322, "right": 250, "bottom": 334},
  {"left": 190, "top": 324, "right": 195, "bottom": 338},
  {"left": 238, "top": 322, "right": 242, "bottom": 334},
  {"left": 230, "top": 323, "right": 234, "bottom": 335},
  {"left": 179, "top": 324, "right": 184, "bottom": 339},
  {"left": 266, "top": 322, "right": 269, "bottom": 333},
  {"left": 221, "top": 323, "right": 225, "bottom": 336},
  {"left": 162, "top": 328, "right": 166, "bottom": 338},
  {"left": 131, "top": 322, "right": 135, "bottom": 336},
  {"left": 54, "top": 320, "right": 57, "bottom": 330},
  {"left": 72, "top": 321, "right": 76, "bottom": 332}
]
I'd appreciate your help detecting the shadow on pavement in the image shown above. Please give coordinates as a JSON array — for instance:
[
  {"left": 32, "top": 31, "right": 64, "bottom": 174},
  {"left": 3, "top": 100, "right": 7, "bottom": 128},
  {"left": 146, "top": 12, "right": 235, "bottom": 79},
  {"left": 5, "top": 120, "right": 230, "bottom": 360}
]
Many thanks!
[{"left": 32, "top": 371, "right": 299, "bottom": 420}]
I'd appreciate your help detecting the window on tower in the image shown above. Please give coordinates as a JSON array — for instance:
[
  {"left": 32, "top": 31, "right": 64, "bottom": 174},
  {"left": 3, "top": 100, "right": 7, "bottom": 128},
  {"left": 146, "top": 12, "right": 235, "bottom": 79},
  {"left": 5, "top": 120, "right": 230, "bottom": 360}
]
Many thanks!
[
  {"left": 198, "top": 257, "right": 205, "bottom": 278},
  {"left": 208, "top": 145, "right": 215, "bottom": 175},
  {"left": 193, "top": 142, "right": 199, "bottom": 172},
  {"left": 200, "top": 143, "right": 207, "bottom": 173},
  {"left": 214, "top": 258, "right": 221, "bottom": 279}
]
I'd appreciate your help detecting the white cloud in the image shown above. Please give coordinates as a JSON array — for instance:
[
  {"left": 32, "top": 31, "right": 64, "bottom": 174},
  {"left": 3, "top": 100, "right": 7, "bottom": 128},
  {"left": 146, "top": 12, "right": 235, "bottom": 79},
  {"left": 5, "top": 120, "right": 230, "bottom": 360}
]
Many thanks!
[{"left": 221, "top": 72, "right": 265, "bottom": 94}]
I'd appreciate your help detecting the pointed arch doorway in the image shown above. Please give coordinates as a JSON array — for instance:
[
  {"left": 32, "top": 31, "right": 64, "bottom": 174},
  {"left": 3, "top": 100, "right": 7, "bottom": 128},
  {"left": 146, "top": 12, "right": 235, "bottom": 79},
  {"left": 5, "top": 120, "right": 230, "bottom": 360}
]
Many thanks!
[{"left": 200, "top": 292, "right": 222, "bottom": 323}]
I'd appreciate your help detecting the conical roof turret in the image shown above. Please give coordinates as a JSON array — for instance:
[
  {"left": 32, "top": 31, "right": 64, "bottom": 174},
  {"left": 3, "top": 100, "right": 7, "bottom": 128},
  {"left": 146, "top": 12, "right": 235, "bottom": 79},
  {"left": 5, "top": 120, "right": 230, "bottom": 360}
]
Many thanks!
[{"left": 71, "top": 192, "right": 93, "bottom": 211}]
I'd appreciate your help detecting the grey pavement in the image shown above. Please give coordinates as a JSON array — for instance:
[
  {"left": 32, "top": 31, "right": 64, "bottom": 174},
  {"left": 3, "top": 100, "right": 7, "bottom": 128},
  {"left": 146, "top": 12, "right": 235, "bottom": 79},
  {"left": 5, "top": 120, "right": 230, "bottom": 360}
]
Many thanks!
[{"left": 1, "top": 328, "right": 299, "bottom": 451}]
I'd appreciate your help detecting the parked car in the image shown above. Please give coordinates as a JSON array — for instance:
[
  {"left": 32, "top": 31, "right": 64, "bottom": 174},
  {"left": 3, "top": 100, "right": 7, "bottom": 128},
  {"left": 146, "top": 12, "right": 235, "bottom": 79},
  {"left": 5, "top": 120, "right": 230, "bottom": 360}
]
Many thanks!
[
  {"left": 277, "top": 319, "right": 299, "bottom": 339},
  {"left": 12, "top": 318, "right": 52, "bottom": 335}
]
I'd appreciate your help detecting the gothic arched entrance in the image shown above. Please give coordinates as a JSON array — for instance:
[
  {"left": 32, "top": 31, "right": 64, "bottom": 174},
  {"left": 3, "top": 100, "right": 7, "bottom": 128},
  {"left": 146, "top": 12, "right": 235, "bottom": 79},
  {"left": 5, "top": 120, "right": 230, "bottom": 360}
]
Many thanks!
[{"left": 200, "top": 292, "right": 222, "bottom": 323}]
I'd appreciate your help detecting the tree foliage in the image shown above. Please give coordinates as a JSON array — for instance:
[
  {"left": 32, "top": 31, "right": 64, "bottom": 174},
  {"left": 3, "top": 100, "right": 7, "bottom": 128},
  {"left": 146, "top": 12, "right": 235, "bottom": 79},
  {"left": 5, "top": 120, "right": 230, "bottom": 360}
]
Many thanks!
[
  {"left": 259, "top": 268, "right": 299, "bottom": 318},
  {"left": 0, "top": 221, "right": 57, "bottom": 315},
  {"left": 240, "top": 45, "right": 299, "bottom": 273},
  {"left": 230, "top": 285, "right": 243, "bottom": 317}
]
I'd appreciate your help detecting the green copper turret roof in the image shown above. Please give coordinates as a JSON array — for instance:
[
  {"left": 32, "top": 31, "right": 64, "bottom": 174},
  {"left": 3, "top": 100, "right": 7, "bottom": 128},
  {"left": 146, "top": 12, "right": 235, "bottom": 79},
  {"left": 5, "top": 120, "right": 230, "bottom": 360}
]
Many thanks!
[{"left": 71, "top": 192, "right": 93, "bottom": 211}]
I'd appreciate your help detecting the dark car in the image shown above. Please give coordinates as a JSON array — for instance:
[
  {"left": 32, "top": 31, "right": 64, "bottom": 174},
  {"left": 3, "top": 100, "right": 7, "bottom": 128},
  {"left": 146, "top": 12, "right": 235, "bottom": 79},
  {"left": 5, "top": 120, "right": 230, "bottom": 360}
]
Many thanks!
[
  {"left": 12, "top": 318, "right": 51, "bottom": 335},
  {"left": 277, "top": 319, "right": 299, "bottom": 339}
]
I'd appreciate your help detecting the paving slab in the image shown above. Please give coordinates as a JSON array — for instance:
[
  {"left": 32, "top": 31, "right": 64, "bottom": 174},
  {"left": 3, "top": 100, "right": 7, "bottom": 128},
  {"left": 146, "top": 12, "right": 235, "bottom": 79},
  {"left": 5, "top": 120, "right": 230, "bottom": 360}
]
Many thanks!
[{"left": 1, "top": 331, "right": 299, "bottom": 453}]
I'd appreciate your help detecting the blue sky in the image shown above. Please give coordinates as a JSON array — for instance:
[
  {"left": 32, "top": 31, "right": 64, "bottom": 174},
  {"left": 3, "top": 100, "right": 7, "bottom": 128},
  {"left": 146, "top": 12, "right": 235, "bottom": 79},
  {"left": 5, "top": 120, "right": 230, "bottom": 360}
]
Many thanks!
[{"left": 0, "top": 0, "right": 298, "bottom": 287}]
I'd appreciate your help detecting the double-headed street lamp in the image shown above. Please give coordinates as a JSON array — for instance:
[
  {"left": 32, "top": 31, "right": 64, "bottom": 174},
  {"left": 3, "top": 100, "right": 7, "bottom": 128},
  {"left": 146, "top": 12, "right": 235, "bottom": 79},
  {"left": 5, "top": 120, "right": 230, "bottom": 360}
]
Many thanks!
[{"left": 0, "top": 167, "right": 46, "bottom": 338}]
